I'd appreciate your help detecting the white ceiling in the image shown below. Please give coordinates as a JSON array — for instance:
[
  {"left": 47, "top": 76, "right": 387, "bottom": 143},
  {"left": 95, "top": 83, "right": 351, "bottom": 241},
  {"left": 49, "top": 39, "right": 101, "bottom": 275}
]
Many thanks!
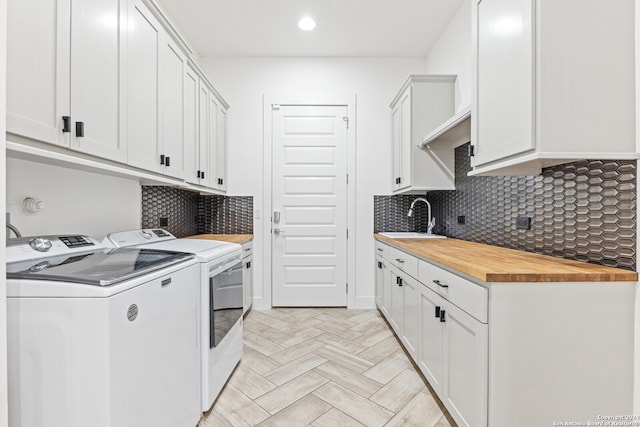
[{"left": 154, "top": 0, "right": 466, "bottom": 57}]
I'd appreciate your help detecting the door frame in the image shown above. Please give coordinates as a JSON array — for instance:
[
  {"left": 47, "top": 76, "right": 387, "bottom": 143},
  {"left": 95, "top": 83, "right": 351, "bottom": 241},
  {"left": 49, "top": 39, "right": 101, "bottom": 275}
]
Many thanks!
[{"left": 260, "top": 94, "right": 357, "bottom": 310}]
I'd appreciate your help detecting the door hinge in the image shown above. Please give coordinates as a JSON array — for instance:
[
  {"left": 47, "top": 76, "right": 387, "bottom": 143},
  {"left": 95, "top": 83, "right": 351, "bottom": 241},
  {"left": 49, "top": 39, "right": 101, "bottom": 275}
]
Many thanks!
[
  {"left": 346, "top": 283, "right": 348, "bottom": 293},
  {"left": 342, "top": 117, "right": 349, "bottom": 129},
  {"left": 346, "top": 174, "right": 349, "bottom": 184},
  {"left": 272, "top": 104, "right": 280, "bottom": 111},
  {"left": 468, "top": 144, "right": 475, "bottom": 157},
  {"left": 346, "top": 228, "right": 349, "bottom": 239}
]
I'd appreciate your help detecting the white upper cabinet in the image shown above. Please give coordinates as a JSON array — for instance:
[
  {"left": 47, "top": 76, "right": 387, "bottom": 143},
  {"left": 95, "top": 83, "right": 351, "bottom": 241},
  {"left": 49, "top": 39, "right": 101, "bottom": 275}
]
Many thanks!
[
  {"left": 216, "top": 107, "right": 228, "bottom": 192},
  {"left": 126, "top": 0, "right": 161, "bottom": 172},
  {"left": 390, "top": 75, "right": 457, "bottom": 193},
  {"left": 126, "top": 0, "right": 185, "bottom": 179},
  {"left": 7, "top": 0, "right": 228, "bottom": 191},
  {"left": 471, "top": 0, "right": 636, "bottom": 176},
  {"left": 183, "top": 63, "right": 201, "bottom": 186},
  {"left": 159, "top": 38, "right": 186, "bottom": 179},
  {"left": 6, "top": 0, "right": 70, "bottom": 147},
  {"left": 7, "top": 0, "right": 127, "bottom": 161},
  {"left": 70, "top": 0, "right": 126, "bottom": 161}
]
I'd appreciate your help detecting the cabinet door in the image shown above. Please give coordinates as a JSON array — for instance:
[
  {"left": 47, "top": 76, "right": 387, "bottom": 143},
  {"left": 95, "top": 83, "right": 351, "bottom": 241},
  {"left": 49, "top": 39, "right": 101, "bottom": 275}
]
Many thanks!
[
  {"left": 389, "top": 269, "right": 403, "bottom": 334},
  {"left": 6, "top": 0, "right": 70, "bottom": 147},
  {"left": 472, "top": 0, "right": 535, "bottom": 167},
  {"left": 401, "top": 274, "right": 419, "bottom": 359},
  {"left": 243, "top": 256, "right": 253, "bottom": 313},
  {"left": 208, "top": 93, "right": 220, "bottom": 190},
  {"left": 398, "top": 88, "right": 412, "bottom": 190},
  {"left": 418, "top": 283, "right": 444, "bottom": 396},
  {"left": 198, "top": 83, "right": 210, "bottom": 186},
  {"left": 70, "top": 0, "right": 126, "bottom": 161},
  {"left": 126, "top": 0, "right": 160, "bottom": 172},
  {"left": 391, "top": 105, "right": 402, "bottom": 190},
  {"left": 375, "top": 256, "right": 389, "bottom": 314},
  {"left": 216, "top": 106, "right": 228, "bottom": 191},
  {"left": 160, "top": 37, "right": 186, "bottom": 179},
  {"left": 442, "top": 301, "right": 488, "bottom": 427},
  {"left": 183, "top": 64, "right": 200, "bottom": 185}
]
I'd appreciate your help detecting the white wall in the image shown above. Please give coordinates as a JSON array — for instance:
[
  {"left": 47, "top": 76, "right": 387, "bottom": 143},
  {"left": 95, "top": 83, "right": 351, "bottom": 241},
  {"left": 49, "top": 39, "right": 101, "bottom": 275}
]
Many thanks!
[
  {"left": 201, "top": 56, "right": 427, "bottom": 309},
  {"left": 424, "top": 0, "right": 471, "bottom": 113},
  {"left": 6, "top": 158, "right": 142, "bottom": 240},
  {"left": 635, "top": 0, "right": 640, "bottom": 415},
  {"left": 1, "top": 0, "right": 8, "bottom": 423}
]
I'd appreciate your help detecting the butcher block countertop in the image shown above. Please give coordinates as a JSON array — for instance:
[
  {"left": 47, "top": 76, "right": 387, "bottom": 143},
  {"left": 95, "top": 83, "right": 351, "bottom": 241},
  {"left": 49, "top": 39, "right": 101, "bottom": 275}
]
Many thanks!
[
  {"left": 374, "top": 234, "right": 638, "bottom": 283},
  {"left": 186, "top": 234, "right": 253, "bottom": 244}
]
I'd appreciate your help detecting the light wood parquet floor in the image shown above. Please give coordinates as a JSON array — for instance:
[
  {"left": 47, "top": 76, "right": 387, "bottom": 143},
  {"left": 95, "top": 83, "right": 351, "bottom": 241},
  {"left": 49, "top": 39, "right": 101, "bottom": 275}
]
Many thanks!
[{"left": 198, "top": 308, "right": 453, "bottom": 427}]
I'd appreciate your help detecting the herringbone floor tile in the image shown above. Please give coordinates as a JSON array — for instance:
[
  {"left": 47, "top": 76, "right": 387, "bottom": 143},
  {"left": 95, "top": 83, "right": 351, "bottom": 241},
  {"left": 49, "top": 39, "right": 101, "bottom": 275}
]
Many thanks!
[{"left": 199, "top": 308, "right": 453, "bottom": 427}]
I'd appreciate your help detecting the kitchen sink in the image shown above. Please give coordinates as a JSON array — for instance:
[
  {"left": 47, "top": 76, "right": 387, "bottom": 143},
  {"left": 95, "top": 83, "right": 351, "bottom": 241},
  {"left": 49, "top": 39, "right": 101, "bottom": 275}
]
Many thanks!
[{"left": 378, "top": 232, "right": 446, "bottom": 239}]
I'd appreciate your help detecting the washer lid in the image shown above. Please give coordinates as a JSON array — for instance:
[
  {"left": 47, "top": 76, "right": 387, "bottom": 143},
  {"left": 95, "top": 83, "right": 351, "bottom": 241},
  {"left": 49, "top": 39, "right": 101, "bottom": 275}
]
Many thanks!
[{"left": 6, "top": 248, "right": 194, "bottom": 286}]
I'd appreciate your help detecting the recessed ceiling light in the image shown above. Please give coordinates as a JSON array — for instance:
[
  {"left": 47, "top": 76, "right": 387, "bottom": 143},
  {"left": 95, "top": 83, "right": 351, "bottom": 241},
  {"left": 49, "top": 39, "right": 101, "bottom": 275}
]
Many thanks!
[{"left": 298, "top": 17, "right": 316, "bottom": 31}]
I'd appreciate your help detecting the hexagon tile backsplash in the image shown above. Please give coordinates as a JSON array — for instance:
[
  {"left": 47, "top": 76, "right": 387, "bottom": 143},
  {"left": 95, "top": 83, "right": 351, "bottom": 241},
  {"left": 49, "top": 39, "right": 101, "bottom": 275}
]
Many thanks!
[{"left": 374, "top": 143, "right": 637, "bottom": 271}]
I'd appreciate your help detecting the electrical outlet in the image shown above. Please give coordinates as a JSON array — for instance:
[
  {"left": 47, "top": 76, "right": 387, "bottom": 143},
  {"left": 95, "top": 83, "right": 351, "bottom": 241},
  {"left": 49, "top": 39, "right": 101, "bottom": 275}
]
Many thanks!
[
  {"left": 457, "top": 215, "right": 465, "bottom": 224},
  {"left": 516, "top": 216, "right": 531, "bottom": 230},
  {"left": 159, "top": 217, "right": 169, "bottom": 227}
]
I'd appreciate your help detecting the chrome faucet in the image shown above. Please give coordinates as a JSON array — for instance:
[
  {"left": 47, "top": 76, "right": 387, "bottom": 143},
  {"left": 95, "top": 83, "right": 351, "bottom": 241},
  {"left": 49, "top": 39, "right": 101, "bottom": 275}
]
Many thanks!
[{"left": 407, "top": 197, "right": 435, "bottom": 234}]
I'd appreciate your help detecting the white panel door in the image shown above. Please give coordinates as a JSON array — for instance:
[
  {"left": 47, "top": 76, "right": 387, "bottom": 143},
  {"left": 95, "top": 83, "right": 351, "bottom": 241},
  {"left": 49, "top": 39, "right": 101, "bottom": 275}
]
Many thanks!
[{"left": 272, "top": 105, "right": 348, "bottom": 307}]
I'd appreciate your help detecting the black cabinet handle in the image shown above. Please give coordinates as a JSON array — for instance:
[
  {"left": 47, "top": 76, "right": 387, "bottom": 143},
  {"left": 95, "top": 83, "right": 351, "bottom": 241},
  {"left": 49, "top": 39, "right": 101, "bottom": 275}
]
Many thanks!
[
  {"left": 75, "top": 121, "right": 84, "bottom": 137},
  {"left": 440, "top": 310, "right": 446, "bottom": 323},
  {"left": 160, "top": 154, "right": 165, "bottom": 165},
  {"left": 197, "top": 171, "right": 201, "bottom": 179},
  {"left": 62, "top": 116, "right": 71, "bottom": 133},
  {"left": 378, "top": 261, "right": 382, "bottom": 269},
  {"left": 201, "top": 171, "right": 205, "bottom": 179},
  {"left": 396, "top": 277, "right": 403, "bottom": 287},
  {"left": 435, "top": 306, "right": 441, "bottom": 318},
  {"left": 433, "top": 279, "right": 448, "bottom": 288},
  {"left": 165, "top": 156, "right": 170, "bottom": 167},
  {"left": 246, "top": 261, "right": 251, "bottom": 269},
  {"left": 220, "top": 178, "right": 223, "bottom": 185}
]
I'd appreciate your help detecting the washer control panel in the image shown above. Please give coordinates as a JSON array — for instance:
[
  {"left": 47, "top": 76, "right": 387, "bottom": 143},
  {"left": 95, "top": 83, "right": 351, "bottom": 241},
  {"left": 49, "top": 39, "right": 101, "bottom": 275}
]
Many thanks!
[
  {"left": 6, "top": 235, "right": 102, "bottom": 263},
  {"left": 103, "top": 229, "right": 176, "bottom": 248}
]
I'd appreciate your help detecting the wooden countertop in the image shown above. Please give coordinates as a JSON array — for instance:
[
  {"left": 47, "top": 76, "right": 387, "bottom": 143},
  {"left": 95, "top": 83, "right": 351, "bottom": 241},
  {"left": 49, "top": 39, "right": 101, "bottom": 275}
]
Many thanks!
[
  {"left": 186, "top": 234, "right": 254, "bottom": 244},
  {"left": 374, "top": 234, "right": 638, "bottom": 283}
]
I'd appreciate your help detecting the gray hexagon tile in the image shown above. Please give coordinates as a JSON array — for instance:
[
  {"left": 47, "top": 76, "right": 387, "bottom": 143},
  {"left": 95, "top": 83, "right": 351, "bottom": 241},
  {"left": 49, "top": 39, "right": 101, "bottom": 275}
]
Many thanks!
[
  {"left": 374, "top": 143, "right": 636, "bottom": 271},
  {"left": 142, "top": 187, "right": 253, "bottom": 237}
]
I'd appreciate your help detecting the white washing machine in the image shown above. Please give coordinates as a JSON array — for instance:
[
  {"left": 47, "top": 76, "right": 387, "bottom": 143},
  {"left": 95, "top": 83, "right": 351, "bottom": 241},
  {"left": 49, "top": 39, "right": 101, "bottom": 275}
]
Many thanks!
[
  {"left": 103, "top": 229, "right": 244, "bottom": 412},
  {"left": 6, "top": 235, "right": 202, "bottom": 427}
]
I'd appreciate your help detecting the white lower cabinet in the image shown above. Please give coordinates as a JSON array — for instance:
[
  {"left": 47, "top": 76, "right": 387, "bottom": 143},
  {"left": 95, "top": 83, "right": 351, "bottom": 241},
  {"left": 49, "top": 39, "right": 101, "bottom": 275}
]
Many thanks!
[
  {"left": 441, "top": 299, "right": 488, "bottom": 427},
  {"left": 376, "top": 241, "right": 488, "bottom": 427},
  {"left": 242, "top": 241, "right": 254, "bottom": 314},
  {"left": 375, "top": 239, "right": 634, "bottom": 427},
  {"left": 388, "top": 268, "right": 403, "bottom": 334},
  {"left": 417, "top": 284, "right": 444, "bottom": 395},
  {"left": 400, "top": 273, "right": 419, "bottom": 359},
  {"left": 374, "top": 256, "right": 389, "bottom": 315}
]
